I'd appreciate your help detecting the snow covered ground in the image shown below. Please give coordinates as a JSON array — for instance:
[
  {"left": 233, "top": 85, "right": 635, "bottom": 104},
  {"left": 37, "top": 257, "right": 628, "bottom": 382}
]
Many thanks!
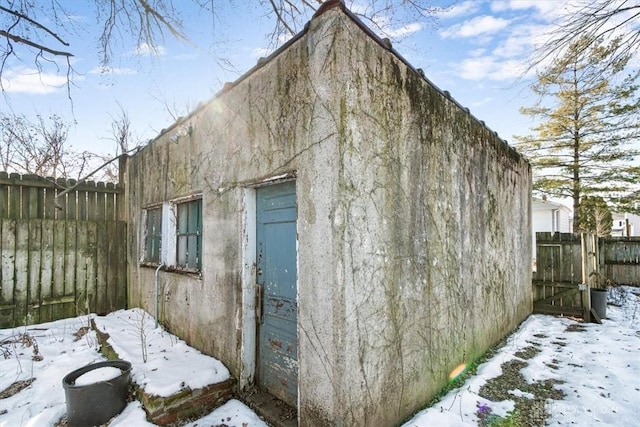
[
  {"left": 1, "top": 286, "right": 639, "bottom": 426},
  {"left": 404, "top": 286, "right": 640, "bottom": 426},
  {"left": 0, "top": 308, "right": 265, "bottom": 427}
]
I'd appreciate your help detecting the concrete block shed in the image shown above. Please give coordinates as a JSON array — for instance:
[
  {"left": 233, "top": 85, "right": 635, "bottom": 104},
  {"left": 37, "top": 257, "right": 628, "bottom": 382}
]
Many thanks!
[{"left": 124, "top": 1, "right": 532, "bottom": 425}]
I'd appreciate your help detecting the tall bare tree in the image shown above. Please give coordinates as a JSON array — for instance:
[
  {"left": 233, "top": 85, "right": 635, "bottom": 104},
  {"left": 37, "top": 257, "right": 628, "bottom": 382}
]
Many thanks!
[
  {"left": 1, "top": 0, "right": 188, "bottom": 88},
  {"left": 532, "top": 0, "right": 640, "bottom": 73},
  {"left": 98, "top": 104, "right": 144, "bottom": 182},
  {"left": 0, "top": 112, "right": 86, "bottom": 179},
  {"left": 1, "top": 1, "right": 444, "bottom": 92},
  {"left": 578, "top": 196, "right": 613, "bottom": 236}
]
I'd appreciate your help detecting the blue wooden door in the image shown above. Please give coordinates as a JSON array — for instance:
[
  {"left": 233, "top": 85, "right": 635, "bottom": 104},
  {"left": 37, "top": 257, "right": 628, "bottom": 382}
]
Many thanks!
[{"left": 256, "top": 181, "right": 298, "bottom": 407}]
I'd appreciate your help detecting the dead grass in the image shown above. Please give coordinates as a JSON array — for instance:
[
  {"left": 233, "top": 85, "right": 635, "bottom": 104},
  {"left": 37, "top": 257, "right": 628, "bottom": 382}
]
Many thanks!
[
  {"left": 478, "top": 340, "right": 565, "bottom": 427},
  {"left": 0, "top": 378, "right": 36, "bottom": 399}
]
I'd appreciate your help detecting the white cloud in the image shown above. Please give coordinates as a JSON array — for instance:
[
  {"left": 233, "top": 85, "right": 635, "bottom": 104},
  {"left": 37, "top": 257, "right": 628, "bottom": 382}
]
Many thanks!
[
  {"left": 251, "top": 47, "right": 273, "bottom": 58},
  {"left": 458, "top": 56, "right": 527, "bottom": 81},
  {"left": 0, "top": 68, "right": 68, "bottom": 94},
  {"left": 349, "top": 3, "right": 422, "bottom": 39},
  {"left": 440, "top": 15, "right": 511, "bottom": 39},
  {"left": 437, "top": 1, "right": 481, "bottom": 19},
  {"left": 469, "top": 48, "right": 488, "bottom": 57},
  {"left": 134, "top": 42, "right": 167, "bottom": 56},
  {"left": 89, "top": 66, "right": 137, "bottom": 75},
  {"left": 493, "top": 23, "right": 549, "bottom": 58},
  {"left": 386, "top": 22, "right": 423, "bottom": 38},
  {"left": 491, "top": 0, "right": 567, "bottom": 20},
  {"left": 472, "top": 96, "right": 494, "bottom": 107}
]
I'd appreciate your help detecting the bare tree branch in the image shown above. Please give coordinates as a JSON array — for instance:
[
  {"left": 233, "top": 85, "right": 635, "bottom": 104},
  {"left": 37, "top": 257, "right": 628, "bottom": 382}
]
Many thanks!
[
  {"left": 0, "top": 29, "right": 73, "bottom": 57},
  {"left": 0, "top": 112, "right": 80, "bottom": 179},
  {"left": 1, "top": 1, "right": 444, "bottom": 98},
  {"left": 0, "top": 5, "right": 70, "bottom": 47},
  {"left": 531, "top": 0, "right": 640, "bottom": 73}
]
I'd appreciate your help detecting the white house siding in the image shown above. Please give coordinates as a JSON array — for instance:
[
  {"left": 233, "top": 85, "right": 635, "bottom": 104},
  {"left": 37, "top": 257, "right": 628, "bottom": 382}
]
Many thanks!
[
  {"left": 531, "top": 199, "right": 572, "bottom": 263},
  {"left": 532, "top": 199, "right": 572, "bottom": 234},
  {"left": 612, "top": 213, "right": 640, "bottom": 236},
  {"left": 125, "top": 3, "right": 532, "bottom": 426}
]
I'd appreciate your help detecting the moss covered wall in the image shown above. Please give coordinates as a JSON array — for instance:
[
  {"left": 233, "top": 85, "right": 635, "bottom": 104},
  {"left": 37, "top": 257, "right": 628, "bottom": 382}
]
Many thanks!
[
  {"left": 126, "top": 4, "right": 531, "bottom": 427},
  {"left": 315, "top": 7, "right": 532, "bottom": 427},
  {"left": 126, "top": 12, "right": 341, "bottom": 410}
]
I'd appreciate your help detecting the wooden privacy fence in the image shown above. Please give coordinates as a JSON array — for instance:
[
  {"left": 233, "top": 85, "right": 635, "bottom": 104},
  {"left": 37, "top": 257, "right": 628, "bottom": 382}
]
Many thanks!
[
  {"left": 534, "top": 232, "right": 640, "bottom": 320},
  {"left": 533, "top": 233, "right": 590, "bottom": 319},
  {"left": 0, "top": 172, "right": 127, "bottom": 328},
  {"left": 601, "top": 237, "right": 640, "bottom": 286}
]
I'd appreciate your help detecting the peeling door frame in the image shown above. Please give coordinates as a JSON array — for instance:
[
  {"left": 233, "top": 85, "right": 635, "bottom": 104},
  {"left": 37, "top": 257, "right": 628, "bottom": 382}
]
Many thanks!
[
  {"left": 240, "top": 186, "right": 257, "bottom": 389},
  {"left": 239, "top": 175, "right": 298, "bottom": 392}
]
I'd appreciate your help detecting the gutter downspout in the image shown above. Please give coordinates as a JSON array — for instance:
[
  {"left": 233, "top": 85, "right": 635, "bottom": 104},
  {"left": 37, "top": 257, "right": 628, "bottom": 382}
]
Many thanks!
[{"left": 155, "top": 263, "right": 165, "bottom": 328}]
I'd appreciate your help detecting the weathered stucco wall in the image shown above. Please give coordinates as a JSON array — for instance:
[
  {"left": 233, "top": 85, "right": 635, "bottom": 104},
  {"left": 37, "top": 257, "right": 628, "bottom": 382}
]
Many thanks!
[
  {"left": 315, "top": 8, "right": 532, "bottom": 426},
  {"left": 126, "top": 4, "right": 531, "bottom": 427},
  {"left": 126, "top": 10, "right": 343, "bottom": 422}
]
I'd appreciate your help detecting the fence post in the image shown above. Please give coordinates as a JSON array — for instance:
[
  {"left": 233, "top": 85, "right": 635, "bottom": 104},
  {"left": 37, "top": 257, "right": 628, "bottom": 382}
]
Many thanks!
[
  {"left": 581, "top": 232, "right": 592, "bottom": 322},
  {"left": 592, "top": 234, "right": 601, "bottom": 287},
  {"left": 117, "top": 155, "right": 128, "bottom": 222}
]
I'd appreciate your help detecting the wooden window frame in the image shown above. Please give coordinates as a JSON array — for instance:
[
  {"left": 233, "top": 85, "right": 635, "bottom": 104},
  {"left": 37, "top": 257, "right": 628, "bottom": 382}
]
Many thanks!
[
  {"left": 142, "top": 206, "right": 163, "bottom": 264},
  {"left": 175, "top": 198, "right": 202, "bottom": 271}
]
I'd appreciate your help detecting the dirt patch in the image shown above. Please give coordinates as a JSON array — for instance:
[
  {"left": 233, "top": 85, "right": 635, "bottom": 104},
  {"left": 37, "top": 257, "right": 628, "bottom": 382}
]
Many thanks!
[
  {"left": 0, "top": 378, "right": 36, "bottom": 399},
  {"left": 515, "top": 346, "right": 541, "bottom": 360},
  {"left": 1, "top": 332, "right": 43, "bottom": 361},
  {"left": 565, "top": 323, "right": 587, "bottom": 333},
  {"left": 478, "top": 356, "right": 565, "bottom": 427},
  {"left": 545, "top": 358, "right": 560, "bottom": 370},
  {"left": 73, "top": 326, "right": 90, "bottom": 342}
]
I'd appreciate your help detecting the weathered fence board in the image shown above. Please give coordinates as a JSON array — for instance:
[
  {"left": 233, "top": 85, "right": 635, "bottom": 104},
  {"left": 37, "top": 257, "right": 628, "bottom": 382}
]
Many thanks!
[
  {"left": 533, "top": 232, "right": 582, "bottom": 285},
  {"left": 533, "top": 281, "right": 586, "bottom": 316},
  {"left": 533, "top": 233, "right": 594, "bottom": 319},
  {"left": 0, "top": 220, "right": 16, "bottom": 326},
  {"left": 40, "top": 220, "right": 54, "bottom": 315},
  {"left": 15, "top": 221, "right": 29, "bottom": 323},
  {"left": 601, "top": 237, "right": 640, "bottom": 286},
  {"left": 535, "top": 233, "right": 640, "bottom": 288},
  {"left": 534, "top": 232, "right": 640, "bottom": 320},
  {"left": 28, "top": 221, "right": 42, "bottom": 323},
  {"left": 0, "top": 172, "right": 127, "bottom": 328},
  {"left": 0, "top": 218, "right": 126, "bottom": 327},
  {"left": 86, "top": 222, "right": 98, "bottom": 313},
  {"left": 0, "top": 172, "right": 123, "bottom": 221}
]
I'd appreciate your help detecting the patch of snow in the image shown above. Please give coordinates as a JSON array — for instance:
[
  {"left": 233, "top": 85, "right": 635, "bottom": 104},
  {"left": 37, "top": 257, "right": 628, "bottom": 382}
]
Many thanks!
[
  {"left": 184, "top": 399, "right": 269, "bottom": 427},
  {"left": 74, "top": 366, "right": 123, "bottom": 386},
  {"left": 2, "top": 287, "right": 640, "bottom": 426},
  {"left": 403, "top": 286, "right": 640, "bottom": 426},
  {"left": 508, "top": 389, "right": 534, "bottom": 399},
  {"left": 92, "top": 308, "right": 230, "bottom": 397},
  {"left": 109, "top": 401, "right": 156, "bottom": 427}
]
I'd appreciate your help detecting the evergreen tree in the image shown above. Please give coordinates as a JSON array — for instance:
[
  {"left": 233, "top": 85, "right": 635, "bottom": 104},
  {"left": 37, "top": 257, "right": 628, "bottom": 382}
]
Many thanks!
[
  {"left": 516, "top": 36, "right": 640, "bottom": 230},
  {"left": 578, "top": 196, "right": 612, "bottom": 237}
]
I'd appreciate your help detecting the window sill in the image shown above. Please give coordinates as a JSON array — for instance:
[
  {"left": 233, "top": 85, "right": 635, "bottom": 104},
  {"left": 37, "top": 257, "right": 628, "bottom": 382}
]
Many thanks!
[{"left": 139, "top": 263, "right": 201, "bottom": 277}]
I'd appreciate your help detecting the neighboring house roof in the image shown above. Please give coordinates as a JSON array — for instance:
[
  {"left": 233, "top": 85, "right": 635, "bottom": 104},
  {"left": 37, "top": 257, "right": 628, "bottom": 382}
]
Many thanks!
[
  {"left": 531, "top": 197, "right": 572, "bottom": 212},
  {"left": 531, "top": 198, "right": 572, "bottom": 237}
]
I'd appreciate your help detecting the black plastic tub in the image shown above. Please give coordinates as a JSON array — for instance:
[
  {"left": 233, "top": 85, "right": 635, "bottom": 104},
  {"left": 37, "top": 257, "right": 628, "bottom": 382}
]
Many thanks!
[
  {"left": 591, "top": 288, "right": 607, "bottom": 319},
  {"left": 62, "top": 360, "right": 132, "bottom": 427}
]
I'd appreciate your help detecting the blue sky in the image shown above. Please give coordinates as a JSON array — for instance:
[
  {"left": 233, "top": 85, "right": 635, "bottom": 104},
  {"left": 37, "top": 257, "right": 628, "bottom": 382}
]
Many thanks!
[{"left": 0, "top": 1, "right": 581, "bottom": 158}]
